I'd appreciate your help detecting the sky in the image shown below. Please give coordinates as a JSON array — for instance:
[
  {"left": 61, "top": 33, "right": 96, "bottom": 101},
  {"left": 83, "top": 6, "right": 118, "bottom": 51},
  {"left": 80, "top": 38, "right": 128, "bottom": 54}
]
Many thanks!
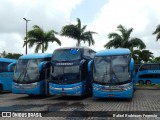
[{"left": 0, "top": 0, "right": 160, "bottom": 57}]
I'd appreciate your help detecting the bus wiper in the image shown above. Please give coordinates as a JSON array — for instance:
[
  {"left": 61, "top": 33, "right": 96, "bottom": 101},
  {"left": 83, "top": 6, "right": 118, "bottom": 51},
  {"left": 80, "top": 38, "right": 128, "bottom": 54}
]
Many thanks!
[
  {"left": 16, "top": 67, "right": 27, "bottom": 82},
  {"left": 111, "top": 70, "right": 120, "bottom": 83},
  {"left": 102, "top": 67, "right": 110, "bottom": 83}
]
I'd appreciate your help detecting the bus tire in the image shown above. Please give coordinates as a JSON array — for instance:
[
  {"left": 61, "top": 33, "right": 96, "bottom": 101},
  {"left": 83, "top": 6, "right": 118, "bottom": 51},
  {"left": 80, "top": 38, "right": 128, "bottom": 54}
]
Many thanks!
[
  {"left": 0, "top": 84, "right": 3, "bottom": 93},
  {"left": 146, "top": 80, "right": 151, "bottom": 85},
  {"left": 139, "top": 80, "right": 144, "bottom": 85}
]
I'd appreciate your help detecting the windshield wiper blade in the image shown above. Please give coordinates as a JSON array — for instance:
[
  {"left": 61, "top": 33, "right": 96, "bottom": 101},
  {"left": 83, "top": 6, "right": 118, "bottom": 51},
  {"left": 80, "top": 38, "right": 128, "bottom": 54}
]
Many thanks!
[
  {"left": 16, "top": 67, "right": 27, "bottom": 82},
  {"left": 111, "top": 70, "right": 120, "bottom": 83}
]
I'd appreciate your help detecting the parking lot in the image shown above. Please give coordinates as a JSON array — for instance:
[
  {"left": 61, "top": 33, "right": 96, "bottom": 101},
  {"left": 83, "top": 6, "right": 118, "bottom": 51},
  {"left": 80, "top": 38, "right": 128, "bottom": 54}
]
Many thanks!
[{"left": 0, "top": 89, "right": 160, "bottom": 119}]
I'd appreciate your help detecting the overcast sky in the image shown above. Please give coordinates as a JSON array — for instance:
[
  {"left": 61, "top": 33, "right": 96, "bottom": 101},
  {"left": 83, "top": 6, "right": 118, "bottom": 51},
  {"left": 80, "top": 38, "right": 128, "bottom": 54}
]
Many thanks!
[{"left": 0, "top": 0, "right": 160, "bottom": 57}]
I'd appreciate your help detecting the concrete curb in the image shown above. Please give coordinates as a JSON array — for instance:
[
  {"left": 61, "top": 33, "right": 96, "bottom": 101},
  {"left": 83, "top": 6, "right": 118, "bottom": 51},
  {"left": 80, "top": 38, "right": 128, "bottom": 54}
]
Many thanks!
[{"left": 135, "top": 86, "right": 160, "bottom": 90}]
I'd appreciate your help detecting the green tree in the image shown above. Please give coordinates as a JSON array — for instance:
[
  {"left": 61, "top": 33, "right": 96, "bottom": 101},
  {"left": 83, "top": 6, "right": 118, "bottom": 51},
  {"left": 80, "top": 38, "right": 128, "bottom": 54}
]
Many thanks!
[
  {"left": 151, "top": 56, "right": 160, "bottom": 63},
  {"left": 23, "top": 25, "right": 61, "bottom": 53},
  {"left": 0, "top": 51, "right": 6, "bottom": 58},
  {"left": 153, "top": 25, "right": 160, "bottom": 41},
  {"left": 60, "top": 18, "right": 97, "bottom": 46},
  {"left": 132, "top": 49, "right": 153, "bottom": 64},
  {"left": 4, "top": 53, "right": 22, "bottom": 59},
  {"left": 104, "top": 25, "right": 146, "bottom": 51}
]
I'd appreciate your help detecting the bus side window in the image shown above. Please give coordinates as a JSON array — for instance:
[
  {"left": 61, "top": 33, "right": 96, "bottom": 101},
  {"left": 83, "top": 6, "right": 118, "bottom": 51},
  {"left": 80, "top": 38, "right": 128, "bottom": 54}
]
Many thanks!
[
  {"left": 150, "top": 64, "right": 160, "bottom": 70},
  {"left": 89, "top": 50, "right": 96, "bottom": 59},
  {"left": 139, "top": 64, "right": 150, "bottom": 71},
  {"left": 0, "top": 62, "right": 10, "bottom": 72},
  {"left": 84, "top": 49, "right": 91, "bottom": 59},
  {"left": 81, "top": 61, "right": 88, "bottom": 79},
  {"left": 84, "top": 49, "right": 96, "bottom": 59}
]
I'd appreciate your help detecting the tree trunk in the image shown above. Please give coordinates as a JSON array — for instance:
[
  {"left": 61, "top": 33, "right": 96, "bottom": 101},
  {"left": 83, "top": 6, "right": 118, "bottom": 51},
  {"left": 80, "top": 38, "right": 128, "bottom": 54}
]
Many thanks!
[
  {"left": 42, "top": 44, "right": 44, "bottom": 53},
  {"left": 77, "top": 39, "right": 80, "bottom": 46}
]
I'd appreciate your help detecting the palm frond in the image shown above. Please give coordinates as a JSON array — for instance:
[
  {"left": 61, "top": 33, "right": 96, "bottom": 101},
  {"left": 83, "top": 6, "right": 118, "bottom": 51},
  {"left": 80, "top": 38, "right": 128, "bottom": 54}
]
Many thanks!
[
  {"left": 35, "top": 43, "right": 41, "bottom": 53},
  {"left": 104, "top": 39, "right": 121, "bottom": 48},
  {"left": 129, "top": 38, "right": 146, "bottom": 49},
  {"left": 76, "top": 18, "right": 81, "bottom": 29},
  {"left": 81, "top": 25, "right": 87, "bottom": 33},
  {"left": 60, "top": 25, "right": 80, "bottom": 39},
  {"left": 153, "top": 25, "right": 160, "bottom": 34},
  {"left": 81, "top": 31, "right": 97, "bottom": 46},
  {"left": 108, "top": 33, "right": 121, "bottom": 39}
]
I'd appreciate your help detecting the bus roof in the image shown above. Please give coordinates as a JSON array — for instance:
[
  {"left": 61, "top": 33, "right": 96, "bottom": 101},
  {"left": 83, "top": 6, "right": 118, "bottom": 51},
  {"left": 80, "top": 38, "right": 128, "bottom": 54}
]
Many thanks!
[
  {"left": 0, "top": 58, "right": 17, "bottom": 63},
  {"left": 141, "top": 63, "right": 160, "bottom": 66},
  {"left": 19, "top": 53, "right": 52, "bottom": 59},
  {"left": 54, "top": 46, "right": 93, "bottom": 51},
  {"left": 95, "top": 48, "right": 130, "bottom": 56}
]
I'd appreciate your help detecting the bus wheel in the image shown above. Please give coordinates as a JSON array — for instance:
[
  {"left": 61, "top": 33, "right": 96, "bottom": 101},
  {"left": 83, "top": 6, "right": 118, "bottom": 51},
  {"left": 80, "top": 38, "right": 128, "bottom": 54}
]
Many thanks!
[
  {"left": 146, "top": 80, "right": 151, "bottom": 85},
  {"left": 139, "top": 80, "right": 144, "bottom": 85},
  {"left": 0, "top": 84, "right": 3, "bottom": 93}
]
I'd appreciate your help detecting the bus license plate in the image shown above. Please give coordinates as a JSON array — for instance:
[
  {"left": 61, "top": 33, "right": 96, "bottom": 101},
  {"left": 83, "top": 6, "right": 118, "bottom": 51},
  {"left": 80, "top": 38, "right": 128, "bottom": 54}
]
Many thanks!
[
  {"left": 21, "top": 90, "right": 25, "bottom": 93},
  {"left": 108, "top": 94, "right": 115, "bottom": 97}
]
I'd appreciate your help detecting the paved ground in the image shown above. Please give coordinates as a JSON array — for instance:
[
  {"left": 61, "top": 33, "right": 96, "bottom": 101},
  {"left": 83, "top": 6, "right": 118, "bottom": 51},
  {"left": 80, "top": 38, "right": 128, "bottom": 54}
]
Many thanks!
[{"left": 0, "top": 90, "right": 160, "bottom": 119}]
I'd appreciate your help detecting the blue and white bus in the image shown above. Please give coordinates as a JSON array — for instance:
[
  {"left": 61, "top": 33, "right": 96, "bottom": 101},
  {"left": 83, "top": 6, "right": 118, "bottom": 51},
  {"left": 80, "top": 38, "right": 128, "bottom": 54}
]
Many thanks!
[
  {"left": 49, "top": 47, "right": 96, "bottom": 96},
  {"left": 0, "top": 58, "right": 17, "bottom": 93},
  {"left": 12, "top": 53, "right": 52, "bottom": 96},
  {"left": 135, "top": 63, "right": 160, "bottom": 85},
  {"left": 92, "top": 49, "right": 134, "bottom": 99}
]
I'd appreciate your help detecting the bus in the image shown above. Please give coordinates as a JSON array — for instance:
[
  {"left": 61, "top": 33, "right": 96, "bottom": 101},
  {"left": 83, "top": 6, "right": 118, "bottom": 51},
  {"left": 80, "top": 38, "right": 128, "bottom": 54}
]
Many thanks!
[
  {"left": 0, "top": 58, "right": 17, "bottom": 93},
  {"left": 12, "top": 53, "right": 52, "bottom": 96},
  {"left": 49, "top": 47, "right": 96, "bottom": 96},
  {"left": 92, "top": 48, "right": 134, "bottom": 99},
  {"left": 135, "top": 63, "right": 160, "bottom": 85}
]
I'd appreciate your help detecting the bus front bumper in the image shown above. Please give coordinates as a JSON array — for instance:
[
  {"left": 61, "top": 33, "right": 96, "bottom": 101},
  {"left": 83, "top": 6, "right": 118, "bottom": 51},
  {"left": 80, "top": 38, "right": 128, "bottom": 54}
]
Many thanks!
[
  {"left": 93, "top": 83, "right": 133, "bottom": 99},
  {"left": 49, "top": 82, "right": 87, "bottom": 96},
  {"left": 12, "top": 81, "right": 45, "bottom": 95}
]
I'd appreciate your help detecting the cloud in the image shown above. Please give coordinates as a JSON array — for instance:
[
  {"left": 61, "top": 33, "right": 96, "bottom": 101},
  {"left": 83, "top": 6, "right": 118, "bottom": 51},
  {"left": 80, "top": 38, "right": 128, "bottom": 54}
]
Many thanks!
[
  {"left": 89, "top": 0, "right": 160, "bottom": 57},
  {"left": 1, "top": 0, "right": 160, "bottom": 58},
  {"left": 0, "top": 0, "right": 82, "bottom": 54}
]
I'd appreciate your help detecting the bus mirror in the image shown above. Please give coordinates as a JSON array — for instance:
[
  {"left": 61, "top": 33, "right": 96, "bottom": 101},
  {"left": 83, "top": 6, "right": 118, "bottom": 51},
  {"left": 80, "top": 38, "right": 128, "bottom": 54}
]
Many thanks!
[
  {"left": 8, "top": 62, "right": 16, "bottom": 72},
  {"left": 38, "top": 61, "right": 50, "bottom": 72},
  {"left": 88, "top": 60, "right": 93, "bottom": 72},
  {"left": 80, "top": 59, "right": 86, "bottom": 65},
  {"left": 38, "top": 62, "right": 45, "bottom": 72},
  {"left": 129, "top": 58, "right": 134, "bottom": 71}
]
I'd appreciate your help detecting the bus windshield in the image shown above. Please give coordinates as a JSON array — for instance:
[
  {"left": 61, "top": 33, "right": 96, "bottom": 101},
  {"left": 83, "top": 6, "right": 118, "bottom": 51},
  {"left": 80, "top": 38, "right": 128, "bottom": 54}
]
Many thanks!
[
  {"left": 13, "top": 59, "right": 43, "bottom": 83},
  {"left": 93, "top": 55, "right": 130, "bottom": 84},
  {"left": 52, "top": 49, "right": 81, "bottom": 61},
  {"left": 50, "top": 65, "right": 80, "bottom": 84}
]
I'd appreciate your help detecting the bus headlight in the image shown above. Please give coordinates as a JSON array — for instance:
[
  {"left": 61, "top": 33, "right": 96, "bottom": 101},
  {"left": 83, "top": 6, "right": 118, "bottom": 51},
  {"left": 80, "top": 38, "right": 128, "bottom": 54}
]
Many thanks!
[
  {"left": 32, "top": 83, "right": 38, "bottom": 86},
  {"left": 72, "top": 85, "right": 81, "bottom": 90},
  {"left": 119, "top": 83, "right": 132, "bottom": 90},
  {"left": 93, "top": 85, "right": 101, "bottom": 91}
]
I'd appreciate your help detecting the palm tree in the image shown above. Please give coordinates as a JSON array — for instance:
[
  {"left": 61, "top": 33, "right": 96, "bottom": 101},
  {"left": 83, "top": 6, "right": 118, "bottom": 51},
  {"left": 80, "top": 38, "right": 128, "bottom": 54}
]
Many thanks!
[
  {"left": 0, "top": 51, "right": 6, "bottom": 58},
  {"left": 23, "top": 25, "right": 61, "bottom": 53},
  {"left": 152, "top": 56, "right": 160, "bottom": 63},
  {"left": 132, "top": 49, "right": 153, "bottom": 64},
  {"left": 153, "top": 25, "right": 160, "bottom": 41},
  {"left": 60, "top": 18, "right": 97, "bottom": 46},
  {"left": 104, "top": 25, "right": 146, "bottom": 51}
]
